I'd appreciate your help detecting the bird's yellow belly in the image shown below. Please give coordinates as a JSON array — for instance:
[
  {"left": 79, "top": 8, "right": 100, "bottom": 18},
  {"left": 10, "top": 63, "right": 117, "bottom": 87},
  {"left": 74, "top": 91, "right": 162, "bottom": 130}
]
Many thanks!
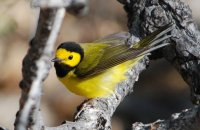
[{"left": 59, "top": 58, "right": 142, "bottom": 98}]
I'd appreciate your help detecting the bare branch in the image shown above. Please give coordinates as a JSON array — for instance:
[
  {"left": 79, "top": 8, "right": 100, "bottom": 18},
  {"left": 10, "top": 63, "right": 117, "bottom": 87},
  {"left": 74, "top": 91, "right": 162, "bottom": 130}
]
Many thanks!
[
  {"left": 31, "top": 0, "right": 72, "bottom": 7},
  {"left": 120, "top": 0, "right": 200, "bottom": 104},
  {"left": 31, "top": 0, "right": 88, "bottom": 15},
  {"left": 31, "top": 0, "right": 86, "bottom": 9},
  {"left": 15, "top": 8, "right": 65, "bottom": 130},
  {"left": 132, "top": 106, "right": 200, "bottom": 130},
  {"left": 117, "top": 0, "right": 200, "bottom": 129}
]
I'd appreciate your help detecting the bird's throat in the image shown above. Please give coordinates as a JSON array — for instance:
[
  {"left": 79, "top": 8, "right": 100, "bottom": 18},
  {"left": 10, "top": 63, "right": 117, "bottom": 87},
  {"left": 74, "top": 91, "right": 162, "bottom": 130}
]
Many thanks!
[{"left": 54, "top": 62, "right": 73, "bottom": 78}]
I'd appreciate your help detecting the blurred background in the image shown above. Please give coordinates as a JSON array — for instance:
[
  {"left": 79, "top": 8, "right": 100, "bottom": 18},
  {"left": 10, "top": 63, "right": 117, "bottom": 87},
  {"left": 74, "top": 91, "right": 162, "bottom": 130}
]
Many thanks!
[{"left": 0, "top": 0, "right": 199, "bottom": 130}]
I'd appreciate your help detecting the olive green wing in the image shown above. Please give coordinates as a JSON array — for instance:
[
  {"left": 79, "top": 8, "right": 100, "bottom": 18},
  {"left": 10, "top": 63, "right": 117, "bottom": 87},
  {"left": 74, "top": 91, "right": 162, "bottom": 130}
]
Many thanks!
[
  {"left": 75, "top": 45, "right": 146, "bottom": 78},
  {"left": 75, "top": 33, "right": 131, "bottom": 76},
  {"left": 75, "top": 24, "right": 173, "bottom": 78},
  {"left": 75, "top": 43, "right": 109, "bottom": 75}
]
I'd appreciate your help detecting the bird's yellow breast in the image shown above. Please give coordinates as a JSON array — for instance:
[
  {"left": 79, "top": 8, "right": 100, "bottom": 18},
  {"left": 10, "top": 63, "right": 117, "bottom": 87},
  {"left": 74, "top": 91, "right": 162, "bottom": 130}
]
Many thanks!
[{"left": 59, "top": 57, "right": 142, "bottom": 98}]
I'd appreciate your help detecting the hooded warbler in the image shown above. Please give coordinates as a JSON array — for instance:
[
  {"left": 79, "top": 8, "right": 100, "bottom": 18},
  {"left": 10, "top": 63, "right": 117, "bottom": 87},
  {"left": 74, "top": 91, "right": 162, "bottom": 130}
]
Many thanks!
[{"left": 52, "top": 24, "right": 173, "bottom": 98}]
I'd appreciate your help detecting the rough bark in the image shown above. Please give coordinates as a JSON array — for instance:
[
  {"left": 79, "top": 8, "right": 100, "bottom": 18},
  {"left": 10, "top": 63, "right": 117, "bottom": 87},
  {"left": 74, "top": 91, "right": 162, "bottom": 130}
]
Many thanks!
[
  {"left": 132, "top": 106, "right": 200, "bottom": 130},
  {"left": 14, "top": 8, "right": 65, "bottom": 130},
  {"left": 118, "top": 0, "right": 200, "bottom": 129},
  {"left": 120, "top": 0, "right": 200, "bottom": 104}
]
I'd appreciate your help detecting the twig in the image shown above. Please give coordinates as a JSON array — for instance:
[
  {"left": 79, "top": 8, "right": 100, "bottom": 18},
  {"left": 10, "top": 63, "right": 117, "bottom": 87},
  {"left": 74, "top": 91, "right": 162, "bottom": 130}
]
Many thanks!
[{"left": 15, "top": 8, "right": 65, "bottom": 130}]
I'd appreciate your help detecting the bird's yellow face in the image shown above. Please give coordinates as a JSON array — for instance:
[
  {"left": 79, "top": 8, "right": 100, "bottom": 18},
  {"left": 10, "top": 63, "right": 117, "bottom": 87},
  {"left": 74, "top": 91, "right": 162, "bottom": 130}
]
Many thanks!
[
  {"left": 55, "top": 48, "right": 81, "bottom": 67},
  {"left": 52, "top": 42, "right": 84, "bottom": 78}
]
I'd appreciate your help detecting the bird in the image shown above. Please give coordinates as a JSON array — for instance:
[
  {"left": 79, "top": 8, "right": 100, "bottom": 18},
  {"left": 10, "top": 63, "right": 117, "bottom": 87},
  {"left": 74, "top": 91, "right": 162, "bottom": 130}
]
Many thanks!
[{"left": 52, "top": 24, "right": 173, "bottom": 98}]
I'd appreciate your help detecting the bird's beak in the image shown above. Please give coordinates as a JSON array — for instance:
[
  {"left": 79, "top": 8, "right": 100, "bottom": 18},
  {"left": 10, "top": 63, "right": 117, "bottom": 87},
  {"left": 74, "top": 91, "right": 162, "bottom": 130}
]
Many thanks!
[{"left": 51, "top": 58, "right": 63, "bottom": 63}]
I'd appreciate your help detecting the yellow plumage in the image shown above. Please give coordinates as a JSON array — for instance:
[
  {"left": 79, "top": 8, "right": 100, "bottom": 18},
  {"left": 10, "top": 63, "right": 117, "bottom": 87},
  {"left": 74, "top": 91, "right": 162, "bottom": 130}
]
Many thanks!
[
  {"left": 59, "top": 58, "right": 141, "bottom": 98},
  {"left": 52, "top": 24, "right": 173, "bottom": 98}
]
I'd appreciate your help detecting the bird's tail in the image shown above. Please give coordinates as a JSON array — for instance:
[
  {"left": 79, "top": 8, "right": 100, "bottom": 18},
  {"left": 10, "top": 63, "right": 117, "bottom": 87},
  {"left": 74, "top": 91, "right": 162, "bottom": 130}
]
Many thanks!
[{"left": 132, "top": 23, "right": 174, "bottom": 56}]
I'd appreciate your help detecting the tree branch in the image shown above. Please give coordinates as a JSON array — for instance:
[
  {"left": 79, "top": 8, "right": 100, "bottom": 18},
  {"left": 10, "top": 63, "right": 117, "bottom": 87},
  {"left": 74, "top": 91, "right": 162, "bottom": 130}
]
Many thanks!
[
  {"left": 31, "top": 0, "right": 87, "bottom": 8},
  {"left": 121, "top": 0, "right": 200, "bottom": 104},
  {"left": 132, "top": 106, "right": 200, "bottom": 130},
  {"left": 118, "top": 0, "right": 200, "bottom": 129},
  {"left": 15, "top": 8, "right": 65, "bottom": 130},
  {"left": 31, "top": 0, "right": 88, "bottom": 15}
]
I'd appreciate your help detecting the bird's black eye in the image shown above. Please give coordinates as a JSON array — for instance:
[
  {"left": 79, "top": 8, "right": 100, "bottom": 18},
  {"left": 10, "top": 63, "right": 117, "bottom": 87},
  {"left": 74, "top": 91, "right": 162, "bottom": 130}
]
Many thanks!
[{"left": 68, "top": 55, "right": 73, "bottom": 60}]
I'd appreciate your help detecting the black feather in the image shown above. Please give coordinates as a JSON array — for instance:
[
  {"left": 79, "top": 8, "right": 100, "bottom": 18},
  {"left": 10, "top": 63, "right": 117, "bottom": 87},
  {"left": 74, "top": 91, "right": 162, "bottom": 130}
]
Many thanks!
[{"left": 58, "top": 42, "right": 84, "bottom": 60}]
